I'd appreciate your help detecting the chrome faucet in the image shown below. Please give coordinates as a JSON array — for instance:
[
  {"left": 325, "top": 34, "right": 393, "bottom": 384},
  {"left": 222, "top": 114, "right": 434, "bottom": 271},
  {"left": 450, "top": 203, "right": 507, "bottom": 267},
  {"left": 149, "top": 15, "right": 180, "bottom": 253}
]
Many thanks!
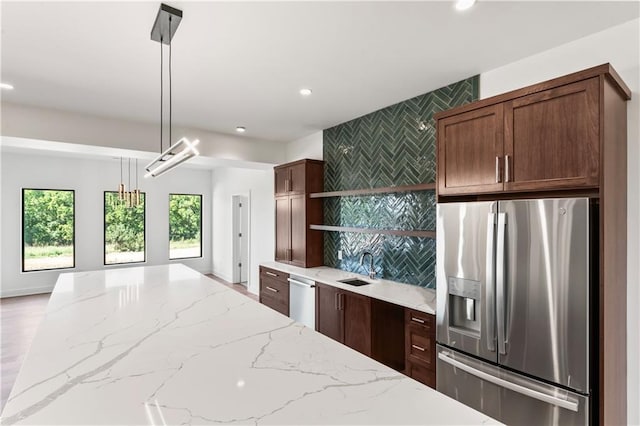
[{"left": 360, "top": 251, "right": 376, "bottom": 279}]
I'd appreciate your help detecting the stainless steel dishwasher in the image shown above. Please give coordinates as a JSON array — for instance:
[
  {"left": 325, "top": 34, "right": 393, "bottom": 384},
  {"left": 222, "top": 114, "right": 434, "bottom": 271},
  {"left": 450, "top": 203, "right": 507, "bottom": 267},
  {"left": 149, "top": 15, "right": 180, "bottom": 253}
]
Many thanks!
[{"left": 288, "top": 275, "right": 316, "bottom": 330}]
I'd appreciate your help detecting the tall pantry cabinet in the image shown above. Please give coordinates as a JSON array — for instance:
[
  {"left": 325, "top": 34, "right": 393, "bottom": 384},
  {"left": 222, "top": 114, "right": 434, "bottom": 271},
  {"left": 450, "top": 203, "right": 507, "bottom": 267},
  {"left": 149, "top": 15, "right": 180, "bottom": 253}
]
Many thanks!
[{"left": 274, "top": 159, "right": 324, "bottom": 268}]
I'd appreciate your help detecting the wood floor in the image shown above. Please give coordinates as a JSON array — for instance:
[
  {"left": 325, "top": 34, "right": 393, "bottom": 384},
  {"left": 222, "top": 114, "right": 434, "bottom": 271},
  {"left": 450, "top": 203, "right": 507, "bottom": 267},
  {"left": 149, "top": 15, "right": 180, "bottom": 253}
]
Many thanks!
[
  {"left": 205, "top": 274, "right": 258, "bottom": 301},
  {"left": 0, "top": 275, "right": 257, "bottom": 413},
  {"left": 0, "top": 293, "right": 50, "bottom": 412}
]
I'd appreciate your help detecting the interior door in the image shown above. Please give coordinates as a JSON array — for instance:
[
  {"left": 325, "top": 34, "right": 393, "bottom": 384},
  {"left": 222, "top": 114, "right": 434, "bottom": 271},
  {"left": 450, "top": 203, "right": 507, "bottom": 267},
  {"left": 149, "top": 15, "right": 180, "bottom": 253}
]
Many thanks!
[
  {"left": 436, "top": 201, "right": 497, "bottom": 363},
  {"left": 498, "top": 198, "right": 590, "bottom": 392}
]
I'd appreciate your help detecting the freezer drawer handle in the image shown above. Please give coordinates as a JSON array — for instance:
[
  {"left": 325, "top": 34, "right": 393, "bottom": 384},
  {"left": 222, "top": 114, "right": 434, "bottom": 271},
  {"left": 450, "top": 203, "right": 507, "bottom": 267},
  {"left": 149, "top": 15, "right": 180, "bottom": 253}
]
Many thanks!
[
  {"left": 411, "top": 344, "right": 426, "bottom": 352},
  {"left": 265, "top": 286, "right": 279, "bottom": 293},
  {"left": 438, "top": 352, "right": 579, "bottom": 412},
  {"left": 411, "top": 317, "right": 425, "bottom": 324},
  {"left": 265, "top": 271, "right": 278, "bottom": 277},
  {"left": 287, "top": 278, "right": 316, "bottom": 288}
]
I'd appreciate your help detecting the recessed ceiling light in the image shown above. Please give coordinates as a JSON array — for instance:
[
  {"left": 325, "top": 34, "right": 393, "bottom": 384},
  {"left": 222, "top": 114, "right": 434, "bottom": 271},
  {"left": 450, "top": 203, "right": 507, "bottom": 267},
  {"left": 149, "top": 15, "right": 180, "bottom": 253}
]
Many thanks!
[
  {"left": 236, "top": 126, "right": 246, "bottom": 133},
  {"left": 455, "top": 0, "right": 476, "bottom": 11},
  {"left": 299, "top": 88, "right": 313, "bottom": 96},
  {"left": 0, "top": 82, "right": 14, "bottom": 90}
]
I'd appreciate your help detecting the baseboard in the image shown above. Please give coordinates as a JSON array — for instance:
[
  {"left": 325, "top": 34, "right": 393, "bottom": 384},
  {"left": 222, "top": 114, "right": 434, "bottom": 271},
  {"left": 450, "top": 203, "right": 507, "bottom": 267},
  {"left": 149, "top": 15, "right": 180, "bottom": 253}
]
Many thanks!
[
  {"left": 1, "top": 285, "right": 53, "bottom": 298},
  {"left": 211, "top": 269, "right": 233, "bottom": 284}
]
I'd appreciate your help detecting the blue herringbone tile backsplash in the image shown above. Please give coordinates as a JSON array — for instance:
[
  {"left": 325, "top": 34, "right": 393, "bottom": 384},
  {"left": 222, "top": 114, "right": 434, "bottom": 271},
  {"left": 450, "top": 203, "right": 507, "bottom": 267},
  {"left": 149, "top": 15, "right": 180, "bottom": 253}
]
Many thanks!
[{"left": 323, "top": 76, "right": 479, "bottom": 288}]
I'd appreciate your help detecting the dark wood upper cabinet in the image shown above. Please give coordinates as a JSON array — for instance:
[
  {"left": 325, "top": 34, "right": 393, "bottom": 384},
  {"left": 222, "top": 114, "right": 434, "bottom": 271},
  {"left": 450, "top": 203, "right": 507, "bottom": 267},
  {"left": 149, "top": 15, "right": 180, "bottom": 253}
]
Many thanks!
[
  {"left": 438, "top": 104, "right": 504, "bottom": 195},
  {"left": 274, "top": 197, "right": 290, "bottom": 263},
  {"left": 504, "top": 77, "right": 600, "bottom": 192},
  {"left": 274, "top": 159, "right": 324, "bottom": 268},
  {"left": 435, "top": 64, "right": 629, "bottom": 198},
  {"left": 274, "top": 167, "right": 290, "bottom": 196}
]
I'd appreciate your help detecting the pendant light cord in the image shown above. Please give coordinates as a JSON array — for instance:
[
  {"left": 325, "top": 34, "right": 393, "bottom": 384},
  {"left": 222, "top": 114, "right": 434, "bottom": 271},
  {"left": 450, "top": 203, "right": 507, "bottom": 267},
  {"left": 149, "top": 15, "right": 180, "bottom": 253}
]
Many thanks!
[
  {"left": 160, "top": 34, "right": 163, "bottom": 154},
  {"left": 169, "top": 16, "right": 172, "bottom": 147}
]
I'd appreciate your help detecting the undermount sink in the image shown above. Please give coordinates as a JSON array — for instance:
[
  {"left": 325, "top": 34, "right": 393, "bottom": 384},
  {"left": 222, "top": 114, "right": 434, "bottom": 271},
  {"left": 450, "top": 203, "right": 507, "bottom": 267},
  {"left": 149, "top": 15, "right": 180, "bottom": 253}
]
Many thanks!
[{"left": 338, "top": 278, "right": 371, "bottom": 287}]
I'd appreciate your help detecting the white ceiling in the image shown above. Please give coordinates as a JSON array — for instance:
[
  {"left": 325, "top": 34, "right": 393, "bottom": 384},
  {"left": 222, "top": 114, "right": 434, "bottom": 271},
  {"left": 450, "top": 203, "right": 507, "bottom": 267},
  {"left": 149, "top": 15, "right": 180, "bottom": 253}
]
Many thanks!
[{"left": 1, "top": 1, "right": 638, "bottom": 143}]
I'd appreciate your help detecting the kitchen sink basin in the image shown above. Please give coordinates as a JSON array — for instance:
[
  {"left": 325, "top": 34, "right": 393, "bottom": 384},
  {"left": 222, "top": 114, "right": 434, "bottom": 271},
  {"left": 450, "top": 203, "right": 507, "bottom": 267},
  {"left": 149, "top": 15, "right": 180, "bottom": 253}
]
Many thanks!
[{"left": 338, "top": 278, "right": 371, "bottom": 287}]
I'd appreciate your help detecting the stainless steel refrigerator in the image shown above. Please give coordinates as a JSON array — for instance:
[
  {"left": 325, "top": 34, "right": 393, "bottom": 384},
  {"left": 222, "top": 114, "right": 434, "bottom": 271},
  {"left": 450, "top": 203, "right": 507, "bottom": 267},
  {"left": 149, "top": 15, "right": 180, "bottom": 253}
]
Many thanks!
[{"left": 436, "top": 198, "right": 595, "bottom": 425}]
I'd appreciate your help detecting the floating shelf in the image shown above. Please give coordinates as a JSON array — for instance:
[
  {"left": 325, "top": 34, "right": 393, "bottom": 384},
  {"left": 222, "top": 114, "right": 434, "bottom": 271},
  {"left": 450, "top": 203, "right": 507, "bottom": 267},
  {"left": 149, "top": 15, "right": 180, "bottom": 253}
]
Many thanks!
[
  {"left": 309, "top": 225, "right": 436, "bottom": 239},
  {"left": 309, "top": 182, "right": 436, "bottom": 198}
]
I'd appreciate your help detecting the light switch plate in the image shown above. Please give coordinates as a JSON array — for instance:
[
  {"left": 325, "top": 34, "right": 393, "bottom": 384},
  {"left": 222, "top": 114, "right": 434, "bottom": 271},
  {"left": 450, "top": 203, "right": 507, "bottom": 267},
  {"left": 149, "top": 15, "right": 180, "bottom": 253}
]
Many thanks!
[{"left": 337, "top": 250, "right": 343, "bottom": 260}]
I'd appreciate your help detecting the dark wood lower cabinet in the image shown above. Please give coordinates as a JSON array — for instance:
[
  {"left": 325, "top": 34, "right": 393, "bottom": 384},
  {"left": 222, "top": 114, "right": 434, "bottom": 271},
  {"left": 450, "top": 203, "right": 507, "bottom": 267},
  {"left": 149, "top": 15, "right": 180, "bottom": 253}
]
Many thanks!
[
  {"left": 316, "top": 282, "right": 343, "bottom": 343},
  {"left": 343, "top": 291, "right": 371, "bottom": 357},
  {"left": 259, "top": 266, "right": 290, "bottom": 316},
  {"left": 371, "top": 299, "right": 405, "bottom": 372},
  {"left": 404, "top": 309, "right": 436, "bottom": 388},
  {"left": 315, "top": 282, "right": 371, "bottom": 356},
  {"left": 315, "top": 282, "right": 436, "bottom": 387}
]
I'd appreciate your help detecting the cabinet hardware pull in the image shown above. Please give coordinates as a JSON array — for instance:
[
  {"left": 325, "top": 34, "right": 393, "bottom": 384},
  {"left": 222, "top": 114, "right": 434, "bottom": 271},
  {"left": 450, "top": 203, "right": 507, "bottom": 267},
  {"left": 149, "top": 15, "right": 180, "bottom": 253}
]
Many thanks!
[
  {"left": 265, "top": 272, "right": 278, "bottom": 277},
  {"left": 340, "top": 293, "right": 345, "bottom": 311},
  {"left": 505, "top": 154, "right": 511, "bottom": 183},
  {"left": 266, "top": 286, "right": 279, "bottom": 293},
  {"left": 495, "top": 156, "right": 501, "bottom": 183},
  {"left": 335, "top": 293, "right": 339, "bottom": 310},
  {"left": 411, "top": 317, "right": 425, "bottom": 324},
  {"left": 412, "top": 344, "right": 426, "bottom": 352}
]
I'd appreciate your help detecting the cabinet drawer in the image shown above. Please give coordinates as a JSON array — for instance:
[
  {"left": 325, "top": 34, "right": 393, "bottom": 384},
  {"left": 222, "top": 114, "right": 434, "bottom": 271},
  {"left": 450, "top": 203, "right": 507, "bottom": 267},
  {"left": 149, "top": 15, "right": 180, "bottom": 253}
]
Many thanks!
[
  {"left": 260, "top": 266, "right": 289, "bottom": 284},
  {"left": 406, "top": 324, "right": 434, "bottom": 367},
  {"left": 405, "top": 309, "right": 434, "bottom": 328},
  {"left": 407, "top": 361, "right": 436, "bottom": 389},
  {"left": 260, "top": 292, "right": 289, "bottom": 316},
  {"left": 260, "top": 276, "right": 289, "bottom": 300}
]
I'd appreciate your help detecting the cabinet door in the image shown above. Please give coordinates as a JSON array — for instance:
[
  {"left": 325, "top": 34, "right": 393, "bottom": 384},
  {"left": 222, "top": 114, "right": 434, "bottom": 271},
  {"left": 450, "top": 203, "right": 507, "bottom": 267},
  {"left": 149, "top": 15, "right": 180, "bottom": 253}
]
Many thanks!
[
  {"left": 274, "top": 167, "right": 290, "bottom": 196},
  {"left": 316, "top": 283, "right": 343, "bottom": 343},
  {"left": 289, "top": 163, "right": 307, "bottom": 194},
  {"left": 343, "top": 291, "right": 372, "bottom": 357},
  {"left": 438, "top": 104, "right": 504, "bottom": 195},
  {"left": 289, "top": 194, "right": 306, "bottom": 267},
  {"left": 504, "top": 77, "right": 600, "bottom": 191},
  {"left": 274, "top": 196, "right": 290, "bottom": 262}
]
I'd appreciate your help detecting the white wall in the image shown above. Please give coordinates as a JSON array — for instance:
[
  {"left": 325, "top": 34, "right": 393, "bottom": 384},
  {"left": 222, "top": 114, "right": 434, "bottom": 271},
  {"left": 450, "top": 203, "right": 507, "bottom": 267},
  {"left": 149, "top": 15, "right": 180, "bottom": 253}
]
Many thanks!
[
  {"left": 479, "top": 18, "right": 640, "bottom": 424},
  {"left": 1, "top": 103, "right": 287, "bottom": 165},
  {"left": 211, "top": 167, "right": 274, "bottom": 295},
  {"left": 0, "top": 151, "right": 212, "bottom": 297},
  {"left": 285, "top": 131, "right": 323, "bottom": 162}
]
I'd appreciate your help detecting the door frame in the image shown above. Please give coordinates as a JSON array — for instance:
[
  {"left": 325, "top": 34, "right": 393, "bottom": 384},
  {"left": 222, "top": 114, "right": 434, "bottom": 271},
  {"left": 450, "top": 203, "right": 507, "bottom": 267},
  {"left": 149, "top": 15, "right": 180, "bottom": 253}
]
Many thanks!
[{"left": 231, "top": 192, "right": 251, "bottom": 286}]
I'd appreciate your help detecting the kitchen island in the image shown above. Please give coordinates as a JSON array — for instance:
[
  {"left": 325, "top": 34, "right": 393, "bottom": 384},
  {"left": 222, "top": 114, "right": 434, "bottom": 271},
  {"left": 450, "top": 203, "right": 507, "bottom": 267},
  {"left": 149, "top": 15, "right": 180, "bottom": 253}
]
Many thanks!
[{"left": 1, "top": 264, "right": 498, "bottom": 425}]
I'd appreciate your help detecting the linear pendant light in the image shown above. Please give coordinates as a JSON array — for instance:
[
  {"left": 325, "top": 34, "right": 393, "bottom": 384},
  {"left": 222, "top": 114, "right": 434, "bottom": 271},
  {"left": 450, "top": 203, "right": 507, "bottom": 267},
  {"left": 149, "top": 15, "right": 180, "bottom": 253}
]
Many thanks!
[{"left": 145, "top": 3, "right": 199, "bottom": 179}]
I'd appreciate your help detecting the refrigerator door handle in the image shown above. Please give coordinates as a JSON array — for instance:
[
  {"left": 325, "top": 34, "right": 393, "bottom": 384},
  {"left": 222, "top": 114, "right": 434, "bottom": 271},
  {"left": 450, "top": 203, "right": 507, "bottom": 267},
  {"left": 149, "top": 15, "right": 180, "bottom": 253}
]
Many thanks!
[
  {"left": 496, "top": 212, "right": 507, "bottom": 355},
  {"left": 486, "top": 212, "right": 496, "bottom": 352},
  {"left": 438, "top": 352, "right": 579, "bottom": 412}
]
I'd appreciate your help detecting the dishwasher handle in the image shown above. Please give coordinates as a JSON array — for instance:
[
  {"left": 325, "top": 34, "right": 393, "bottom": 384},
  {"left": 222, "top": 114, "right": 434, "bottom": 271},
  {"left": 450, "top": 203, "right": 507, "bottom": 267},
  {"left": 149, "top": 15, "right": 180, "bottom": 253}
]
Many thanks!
[{"left": 288, "top": 278, "right": 316, "bottom": 288}]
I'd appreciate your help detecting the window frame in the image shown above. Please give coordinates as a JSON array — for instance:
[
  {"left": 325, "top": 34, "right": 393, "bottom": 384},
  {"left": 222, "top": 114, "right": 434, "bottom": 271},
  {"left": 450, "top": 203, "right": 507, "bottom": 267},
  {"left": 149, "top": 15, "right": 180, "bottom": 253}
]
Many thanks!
[
  {"left": 21, "top": 188, "right": 76, "bottom": 273},
  {"left": 168, "top": 193, "right": 203, "bottom": 260},
  {"left": 103, "top": 190, "right": 147, "bottom": 266}
]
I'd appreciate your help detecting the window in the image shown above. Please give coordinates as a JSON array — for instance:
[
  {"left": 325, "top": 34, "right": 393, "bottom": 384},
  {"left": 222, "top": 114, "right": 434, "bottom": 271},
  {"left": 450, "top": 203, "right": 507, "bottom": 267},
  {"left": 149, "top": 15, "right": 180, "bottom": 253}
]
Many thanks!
[
  {"left": 104, "top": 191, "right": 145, "bottom": 265},
  {"left": 169, "top": 194, "right": 202, "bottom": 259},
  {"left": 22, "top": 189, "right": 75, "bottom": 272}
]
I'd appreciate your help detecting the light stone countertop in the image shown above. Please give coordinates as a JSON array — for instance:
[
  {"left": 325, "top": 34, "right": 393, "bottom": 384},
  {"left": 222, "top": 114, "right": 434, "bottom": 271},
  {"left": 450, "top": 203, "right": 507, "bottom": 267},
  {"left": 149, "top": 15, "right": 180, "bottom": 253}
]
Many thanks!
[
  {"left": 1, "top": 264, "right": 498, "bottom": 425},
  {"left": 260, "top": 262, "right": 436, "bottom": 315}
]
